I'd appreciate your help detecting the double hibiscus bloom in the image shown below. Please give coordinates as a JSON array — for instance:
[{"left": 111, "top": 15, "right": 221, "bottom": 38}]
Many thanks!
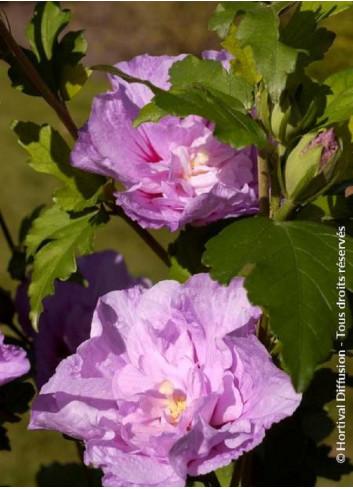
[{"left": 21, "top": 52, "right": 301, "bottom": 487}]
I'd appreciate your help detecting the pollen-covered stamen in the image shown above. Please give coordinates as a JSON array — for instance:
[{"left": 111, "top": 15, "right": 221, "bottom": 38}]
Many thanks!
[
  {"left": 159, "top": 380, "right": 187, "bottom": 424},
  {"left": 190, "top": 150, "right": 210, "bottom": 175}
]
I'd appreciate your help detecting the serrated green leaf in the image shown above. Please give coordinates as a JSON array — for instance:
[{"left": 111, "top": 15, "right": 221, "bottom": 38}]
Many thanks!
[
  {"left": 210, "top": 2, "right": 299, "bottom": 99},
  {"left": 18, "top": 205, "right": 45, "bottom": 246},
  {"left": 95, "top": 64, "right": 266, "bottom": 149},
  {"left": 234, "top": 3, "right": 299, "bottom": 100},
  {"left": 301, "top": 2, "right": 353, "bottom": 21},
  {"left": 222, "top": 25, "right": 262, "bottom": 86},
  {"left": 203, "top": 217, "right": 353, "bottom": 391},
  {"left": 26, "top": 1, "right": 71, "bottom": 61},
  {"left": 25, "top": 205, "right": 75, "bottom": 258},
  {"left": 7, "top": 4, "right": 90, "bottom": 99},
  {"left": 169, "top": 55, "right": 253, "bottom": 110},
  {"left": 13, "top": 122, "right": 105, "bottom": 211},
  {"left": 209, "top": 2, "right": 291, "bottom": 38},
  {"left": 60, "top": 63, "right": 91, "bottom": 100},
  {"left": 281, "top": 7, "right": 335, "bottom": 68},
  {"left": 321, "top": 69, "right": 353, "bottom": 124},
  {"left": 135, "top": 87, "right": 266, "bottom": 148},
  {"left": 151, "top": 87, "right": 267, "bottom": 148},
  {"left": 208, "top": 1, "right": 257, "bottom": 38},
  {"left": 58, "top": 30, "right": 88, "bottom": 66},
  {"left": 26, "top": 206, "right": 109, "bottom": 328}
]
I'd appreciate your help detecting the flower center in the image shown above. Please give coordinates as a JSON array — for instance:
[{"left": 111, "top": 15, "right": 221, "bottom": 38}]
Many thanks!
[
  {"left": 190, "top": 150, "right": 210, "bottom": 175},
  {"left": 159, "top": 380, "right": 187, "bottom": 424}
]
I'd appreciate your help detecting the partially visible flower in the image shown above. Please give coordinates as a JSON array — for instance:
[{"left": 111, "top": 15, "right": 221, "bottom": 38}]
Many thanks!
[
  {"left": 30, "top": 274, "right": 301, "bottom": 487},
  {"left": 284, "top": 128, "right": 340, "bottom": 202},
  {"left": 0, "top": 332, "right": 29, "bottom": 387},
  {"left": 16, "top": 251, "right": 149, "bottom": 388},
  {"left": 71, "top": 51, "right": 258, "bottom": 231}
]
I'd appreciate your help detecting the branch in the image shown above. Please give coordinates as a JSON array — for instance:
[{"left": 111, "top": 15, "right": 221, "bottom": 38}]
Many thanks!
[
  {"left": 0, "top": 210, "right": 14, "bottom": 252},
  {"left": 109, "top": 205, "right": 171, "bottom": 267},
  {"left": 0, "top": 17, "right": 78, "bottom": 140}
]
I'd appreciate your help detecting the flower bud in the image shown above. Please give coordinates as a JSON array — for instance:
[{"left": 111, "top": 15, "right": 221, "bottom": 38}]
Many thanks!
[
  {"left": 271, "top": 103, "right": 287, "bottom": 140},
  {"left": 284, "top": 128, "right": 340, "bottom": 202}
]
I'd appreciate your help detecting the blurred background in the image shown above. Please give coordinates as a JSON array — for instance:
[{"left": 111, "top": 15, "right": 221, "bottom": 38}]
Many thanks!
[{"left": 0, "top": 2, "right": 352, "bottom": 486}]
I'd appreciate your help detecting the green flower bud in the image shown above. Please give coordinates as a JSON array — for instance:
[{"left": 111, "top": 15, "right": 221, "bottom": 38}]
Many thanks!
[
  {"left": 284, "top": 128, "right": 340, "bottom": 202},
  {"left": 271, "top": 103, "right": 291, "bottom": 141}
]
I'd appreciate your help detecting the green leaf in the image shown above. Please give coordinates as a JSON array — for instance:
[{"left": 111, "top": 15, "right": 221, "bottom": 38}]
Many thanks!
[
  {"left": 7, "top": 206, "right": 45, "bottom": 282},
  {"left": 169, "top": 55, "right": 253, "bottom": 110},
  {"left": 26, "top": 1, "right": 71, "bottom": 61},
  {"left": 208, "top": 2, "right": 240, "bottom": 38},
  {"left": 60, "top": 64, "right": 91, "bottom": 100},
  {"left": 58, "top": 30, "right": 88, "bottom": 67},
  {"left": 18, "top": 205, "right": 46, "bottom": 246},
  {"left": 301, "top": 2, "right": 353, "bottom": 21},
  {"left": 234, "top": 2, "right": 299, "bottom": 100},
  {"left": 208, "top": 1, "right": 266, "bottom": 38},
  {"left": 215, "top": 462, "right": 234, "bottom": 486},
  {"left": 296, "top": 195, "right": 353, "bottom": 222},
  {"left": 203, "top": 217, "right": 353, "bottom": 391},
  {"left": 95, "top": 64, "right": 266, "bottom": 149},
  {"left": 135, "top": 102, "right": 169, "bottom": 125},
  {"left": 186, "top": 480, "right": 205, "bottom": 488},
  {"left": 210, "top": 2, "right": 299, "bottom": 99},
  {"left": 280, "top": 7, "right": 335, "bottom": 68},
  {"left": 26, "top": 205, "right": 109, "bottom": 328},
  {"left": 7, "top": 4, "right": 90, "bottom": 99},
  {"left": 13, "top": 122, "right": 105, "bottom": 211},
  {"left": 135, "top": 87, "right": 265, "bottom": 148},
  {"left": 168, "top": 257, "right": 191, "bottom": 284},
  {"left": 222, "top": 25, "right": 262, "bottom": 86},
  {"left": 211, "top": 2, "right": 305, "bottom": 99},
  {"left": 321, "top": 69, "right": 353, "bottom": 124},
  {"left": 57, "top": 30, "right": 90, "bottom": 100},
  {"left": 149, "top": 87, "right": 267, "bottom": 148}
]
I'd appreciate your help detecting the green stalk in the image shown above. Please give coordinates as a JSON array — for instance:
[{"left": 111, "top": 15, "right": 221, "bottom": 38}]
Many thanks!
[
  {"left": 257, "top": 147, "right": 270, "bottom": 217},
  {"left": 273, "top": 199, "right": 297, "bottom": 221}
]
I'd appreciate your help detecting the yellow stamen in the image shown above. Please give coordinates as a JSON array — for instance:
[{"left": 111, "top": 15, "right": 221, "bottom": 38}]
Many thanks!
[
  {"left": 166, "top": 395, "right": 187, "bottom": 423},
  {"left": 190, "top": 151, "right": 209, "bottom": 172},
  {"left": 158, "top": 380, "right": 187, "bottom": 423}
]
